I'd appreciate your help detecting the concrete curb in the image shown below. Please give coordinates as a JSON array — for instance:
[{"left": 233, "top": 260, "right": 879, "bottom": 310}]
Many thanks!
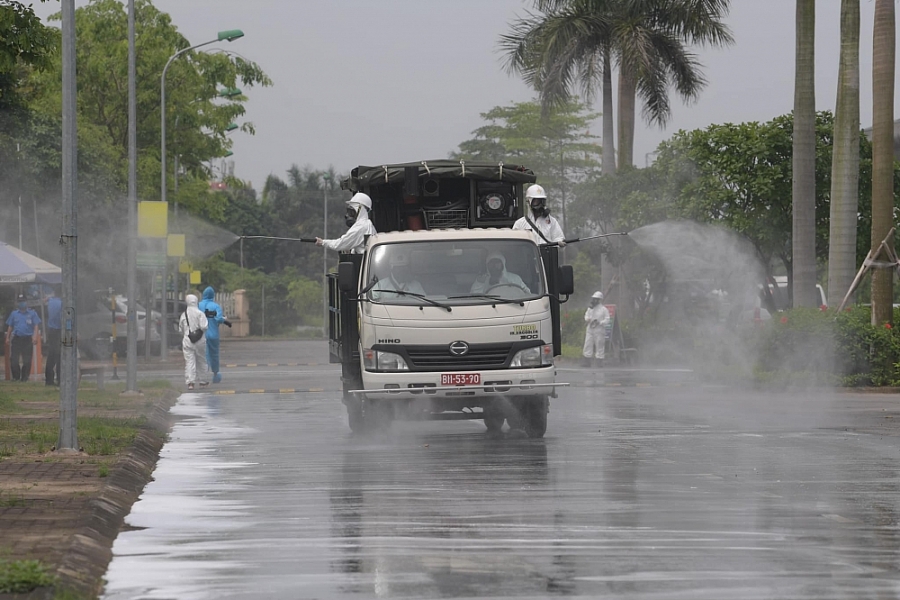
[{"left": 52, "top": 396, "right": 177, "bottom": 598}]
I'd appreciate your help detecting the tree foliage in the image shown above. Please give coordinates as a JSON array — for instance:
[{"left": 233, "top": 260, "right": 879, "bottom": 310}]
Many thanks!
[
  {"left": 570, "top": 111, "right": 900, "bottom": 315},
  {"left": 451, "top": 99, "right": 601, "bottom": 223}
]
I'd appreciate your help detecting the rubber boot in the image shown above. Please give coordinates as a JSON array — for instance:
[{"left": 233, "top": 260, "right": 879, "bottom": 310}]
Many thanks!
[
  {"left": 581, "top": 357, "right": 592, "bottom": 368},
  {"left": 213, "top": 372, "right": 222, "bottom": 384},
  {"left": 594, "top": 358, "right": 604, "bottom": 369}
]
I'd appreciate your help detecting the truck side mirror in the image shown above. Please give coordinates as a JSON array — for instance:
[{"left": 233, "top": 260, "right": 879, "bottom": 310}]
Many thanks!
[
  {"left": 558, "top": 265, "right": 574, "bottom": 296},
  {"left": 338, "top": 262, "right": 357, "bottom": 293}
]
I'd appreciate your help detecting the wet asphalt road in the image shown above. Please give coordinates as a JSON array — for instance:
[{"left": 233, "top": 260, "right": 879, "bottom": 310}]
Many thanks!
[{"left": 103, "top": 340, "right": 900, "bottom": 599}]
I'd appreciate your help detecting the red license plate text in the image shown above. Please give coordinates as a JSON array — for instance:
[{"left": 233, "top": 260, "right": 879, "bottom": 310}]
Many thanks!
[{"left": 441, "top": 373, "right": 481, "bottom": 386}]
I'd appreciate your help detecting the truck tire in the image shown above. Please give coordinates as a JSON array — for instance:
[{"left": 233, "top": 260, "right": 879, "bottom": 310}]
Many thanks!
[
  {"left": 523, "top": 396, "right": 548, "bottom": 438},
  {"left": 346, "top": 403, "right": 365, "bottom": 433},
  {"left": 483, "top": 401, "right": 505, "bottom": 434}
]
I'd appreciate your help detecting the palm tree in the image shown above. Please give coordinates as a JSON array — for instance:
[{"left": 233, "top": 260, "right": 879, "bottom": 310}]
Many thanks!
[
  {"left": 501, "top": 0, "right": 732, "bottom": 171},
  {"left": 827, "top": 0, "right": 860, "bottom": 309},
  {"left": 792, "top": 0, "right": 818, "bottom": 308},
  {"left": 870, "top": 0, "right": 895, "bottom": 326}
]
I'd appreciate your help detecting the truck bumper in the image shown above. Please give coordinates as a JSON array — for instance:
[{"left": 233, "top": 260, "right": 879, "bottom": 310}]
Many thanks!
[{"left": 355, "top": 367, "right": 561, "bottom": 400}]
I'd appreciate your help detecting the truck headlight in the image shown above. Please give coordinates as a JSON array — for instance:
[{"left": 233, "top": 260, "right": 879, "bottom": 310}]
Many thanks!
[
  {"left": 363, "top": 348, "right": 409, "bottom": 372},
  {"left": 510, "top": 344, "right": 553, "bottom": 368}
]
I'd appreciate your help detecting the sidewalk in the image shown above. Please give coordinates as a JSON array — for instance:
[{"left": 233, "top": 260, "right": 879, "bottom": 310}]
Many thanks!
[{"left": 0, "top": 372, "right": 179, "bottom": 599}]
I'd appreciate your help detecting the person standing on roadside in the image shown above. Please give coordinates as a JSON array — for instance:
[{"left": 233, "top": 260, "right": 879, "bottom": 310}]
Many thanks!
[
  {"left": 179, "top": 294, "right": 209, "bottom": 390},
  {"left": 44, "top": 287, "right": 62, "bottom": 386},
  {"left": 199, "top": 286, "right": 230, "bottom": 384},
  {"left": 5, "top": 294, "right": 41, "bottom": 382},
  {"left": 583, "top": 291, "right": 611, "bottom": 368}
]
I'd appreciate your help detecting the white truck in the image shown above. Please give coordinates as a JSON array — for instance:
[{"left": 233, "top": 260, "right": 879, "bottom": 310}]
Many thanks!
[{"left": 328, "top": 161, "right": 573, "bottom": 437}]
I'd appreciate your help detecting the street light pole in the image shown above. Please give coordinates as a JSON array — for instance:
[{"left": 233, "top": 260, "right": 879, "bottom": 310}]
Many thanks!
[
  {"left": 160, "top": 29, "right": 243, "bottom": 359},
  {"left": 125, "top": 0, "right": 138, "bottom": 391},
  {"left": 322, "top": 175, "right": 330, "bottom": 337},
  {"left": 58, "top": 0, "right": 78, "bottom": 450}
]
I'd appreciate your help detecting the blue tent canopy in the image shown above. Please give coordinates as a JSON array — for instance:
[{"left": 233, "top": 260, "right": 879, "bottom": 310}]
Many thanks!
[{"left": 0, "top": 241, "right": 62, "bottom": 285}]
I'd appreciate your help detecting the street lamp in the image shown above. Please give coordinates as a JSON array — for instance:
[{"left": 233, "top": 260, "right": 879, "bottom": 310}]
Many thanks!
[
  {"left": 160, "top": 29, "right": 243, "bottom": 358},
  {"left": 322, "top": 174, "right": 330, "bottom": 338}
]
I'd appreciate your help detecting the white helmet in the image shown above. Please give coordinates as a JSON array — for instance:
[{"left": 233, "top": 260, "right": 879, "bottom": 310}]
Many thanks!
[
  {"left": 591, "top": 291, "right": 603, "bottom": 300},
  {"left": 348, "top": 192, "right": 372, "bottom": 211},
  {"left": 525, "top": 184, "right": 547, "bottom": 200}
]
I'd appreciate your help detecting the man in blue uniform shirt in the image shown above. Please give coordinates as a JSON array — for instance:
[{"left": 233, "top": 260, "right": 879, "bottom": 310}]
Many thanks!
[
  {"left": 5, "top": 294, "right": 41, "bottom": 382},
  {"left": 44, "top": 287, "right": 62, "bottom": 386}
]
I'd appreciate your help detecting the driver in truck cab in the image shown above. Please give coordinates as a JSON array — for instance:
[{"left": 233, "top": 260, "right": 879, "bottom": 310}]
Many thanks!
[
  {"left": 370, "top": 252, "right": 426, "bottom": 300},
  {"left": 470, "top": 251, "right": 529, "bottom": 294}
]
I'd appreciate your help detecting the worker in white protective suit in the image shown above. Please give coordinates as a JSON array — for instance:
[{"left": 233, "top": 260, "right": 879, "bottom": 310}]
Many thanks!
[
  {"left": 316, "top": 192, "right": 377, "bottom": 254},
  {"left": 470, "top": 251, "right": 530, "bottom": 294},
  {"left": 512, "top": 184, "right": 566, "bottom": 246},
  {"left": 179, "top": 294, "right": 209, "bottom": 390},
  {"left": 371, "top": 252, "right": 427, "bottom": 301},
  {"left": 583, "top": 291, "right": 611, "bottom": 368}
]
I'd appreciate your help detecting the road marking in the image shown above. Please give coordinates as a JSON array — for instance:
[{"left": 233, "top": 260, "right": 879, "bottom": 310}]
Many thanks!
[{"left": 249, "top": 389, "right": 266, "bottom": 393}]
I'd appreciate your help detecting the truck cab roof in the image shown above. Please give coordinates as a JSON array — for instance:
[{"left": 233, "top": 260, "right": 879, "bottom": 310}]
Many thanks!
[{"left": 367, "top": 228, "right": 537, "bottom": 246}]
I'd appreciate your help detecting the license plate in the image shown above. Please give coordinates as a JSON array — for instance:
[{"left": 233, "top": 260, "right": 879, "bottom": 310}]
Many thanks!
[{"left": 441, "top": 373, "right": 481, "bottom": 386}]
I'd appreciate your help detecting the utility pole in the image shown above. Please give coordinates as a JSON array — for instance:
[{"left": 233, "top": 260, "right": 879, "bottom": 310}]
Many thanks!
[
  {"left": 125, "top": 0, "right": 139, "bottom": 392},
  {"left": 58, "top": 0, "right": 78, "bottom": 451},
  {"left": 322, "top": 177, "right": 329, "bottom": 337}
]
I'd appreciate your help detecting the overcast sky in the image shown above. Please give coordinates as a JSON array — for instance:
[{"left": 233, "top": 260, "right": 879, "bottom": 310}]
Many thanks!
[{"left": 33, "top": 0, "right": 897, "bottom": 190}]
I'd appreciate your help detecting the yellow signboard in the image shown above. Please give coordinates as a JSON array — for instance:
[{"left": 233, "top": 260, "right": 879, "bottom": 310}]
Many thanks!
[
  {"left": 178, "top": 259, "right": 192, "bottom": 274},
  {"left": 190, "top": 270, "right": 201, "bottom": 285},
  {"left": 167, "top": 233, "right": 185, "bottom": 257},
  {"left": 138, "top": 201, "right": 168, "bottom": 238}
]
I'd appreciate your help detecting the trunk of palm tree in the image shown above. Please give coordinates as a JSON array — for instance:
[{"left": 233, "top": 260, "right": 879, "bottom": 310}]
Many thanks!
[
  {"left": 602, "top": 49, "right": 616, "bottom": 175},
  {"left": 871, "top": 0, "right": 895, "bottom": 326},
  {"left": 827, "top": 0, "right": 860, "bottom": 308},
  {"left": 792, "top": 0, "right": 818, "bottom": 308},
  {"left": 617, "top": 68, "right": 636, "bottom": 170}
]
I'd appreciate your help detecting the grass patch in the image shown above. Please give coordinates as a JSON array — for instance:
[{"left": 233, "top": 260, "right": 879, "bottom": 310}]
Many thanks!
[
  {"left": 0, "top": 490, "right": 27, "bottom": 507},
  {"left": 0, "top": 559, "right": 56, "bottom": 593},
  {"left": 0, "top": 381, "right": 174, "bottom": 458}
]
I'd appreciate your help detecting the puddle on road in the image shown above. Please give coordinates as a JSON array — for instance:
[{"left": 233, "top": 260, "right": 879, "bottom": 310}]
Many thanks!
[{"left": 101, "top": 394, "right": 258, "bottom": 600}]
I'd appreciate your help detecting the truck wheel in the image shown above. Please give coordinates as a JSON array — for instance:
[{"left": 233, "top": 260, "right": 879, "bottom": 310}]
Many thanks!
[
  {"left": 346, "top": 403, "right": 364, "bottom": 433},
  {"left": 483, "top": 402, "right": 504, "bottom": 434},
  {"left": 523, "top": 396, "right": 548, "bottom": 439}
]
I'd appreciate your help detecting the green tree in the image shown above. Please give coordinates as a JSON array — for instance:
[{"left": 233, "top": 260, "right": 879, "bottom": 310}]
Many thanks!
[
  {"left": 871, "top": 0, "right": 895, "bottom": 326},
  {"left": 0, "top": 0, "right": 58, "bottom": 109},
  {"left": 501, "top": 0, "right": 732, "bottom": 170},
  {"left": 827, "top": 0, "right": 860, "bottom": 308},
  {"left": 451, "top": 98, "right": 601, "bottom": 228},
  {"left": 793, "top": 0, "right": 818, "bottom": 308},
  {"left": 261, "top": 165, "right": 350, "bottom": 278},
  {"left": 573, "top": 112, "right": 886, "bottom": 294},
  {"left": 28, "top": 0, "right": 271, "bottom": 208}
]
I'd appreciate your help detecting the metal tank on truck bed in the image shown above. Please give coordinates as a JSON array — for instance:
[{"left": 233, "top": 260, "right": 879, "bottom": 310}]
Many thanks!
[{"left": 327, "top": 160, "right": 573, "bottom": 437}]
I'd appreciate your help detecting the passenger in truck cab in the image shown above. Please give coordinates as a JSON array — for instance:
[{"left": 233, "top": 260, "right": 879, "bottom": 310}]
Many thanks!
[
  {"left": 371, "top": 252, "right": 426, "bottom": 300},
  {"left": 470, "top": 251, "right": 530, "bottom": 294}
]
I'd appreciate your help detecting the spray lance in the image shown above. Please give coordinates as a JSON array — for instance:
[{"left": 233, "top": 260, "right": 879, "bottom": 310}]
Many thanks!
[{"left": 560, "top": 231, "right": 629, "bottom": 245}]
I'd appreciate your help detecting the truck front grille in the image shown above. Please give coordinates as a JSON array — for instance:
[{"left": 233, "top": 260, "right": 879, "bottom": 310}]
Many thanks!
[{"left": 405, "top": 343, "right": 512, "bottom": 370}]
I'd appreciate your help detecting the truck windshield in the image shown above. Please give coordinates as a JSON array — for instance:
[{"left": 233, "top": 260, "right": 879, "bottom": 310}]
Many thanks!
[{"left": 365, "top": 240, "right": 545, "bottom": 305}]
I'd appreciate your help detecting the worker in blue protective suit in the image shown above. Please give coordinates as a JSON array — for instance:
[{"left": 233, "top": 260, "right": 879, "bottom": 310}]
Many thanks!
[{"left": 199, "top": 286, "right": 231, "bottom": 383}]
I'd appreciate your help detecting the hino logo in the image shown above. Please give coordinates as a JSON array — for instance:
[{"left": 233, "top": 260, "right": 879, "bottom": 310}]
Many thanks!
[
  {"left": 449, "top": 341, "right": 469, "bottom": 356},
  {"left": 378, "top": 339, "right": 401, "bottom": 344}
]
